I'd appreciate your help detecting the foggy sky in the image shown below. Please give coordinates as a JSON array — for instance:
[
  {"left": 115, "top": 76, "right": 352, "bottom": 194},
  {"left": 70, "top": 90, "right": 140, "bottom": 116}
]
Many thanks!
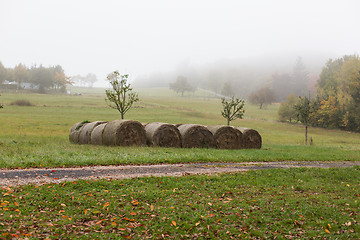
[{"left": 1, "top": 0, "right": 359, "bottom": 87}]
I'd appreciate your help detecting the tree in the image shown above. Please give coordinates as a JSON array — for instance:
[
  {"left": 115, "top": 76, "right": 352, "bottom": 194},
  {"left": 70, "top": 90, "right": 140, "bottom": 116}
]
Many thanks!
[
  {"left": 292, "top": 57, "right": 309, "bottom": 96},
  {"left": 278, "top": 93, "right": 298, "bottom": 122},
  {"left": 248, "top": 86, "right": 275, "bottom": 109},
  {"left": 169, "top": 76, "right": 195, "bottom": 96},
  {"left": 271, "top": 73, "right": 292, "bottom": 101},
  {"left": 105, "top": 71, "right": 139, "bottom": 119},
  {"left": 13, "top": 63, "right": 29, "bottom": 89},
  {"left": 221, "top": 81, "right": 234, "bottom": 97},
  {"left": 84, "top": 73, "right": 97, "bottom": 88},
  {"left": 294, "top": 96, "right": 313, "bottom": 144},
  {"left": 0, "top": 61, "right": 6, "bottom": 84},
  {"left": 221, "top": 97, "right": 245, "bottom": 126}
]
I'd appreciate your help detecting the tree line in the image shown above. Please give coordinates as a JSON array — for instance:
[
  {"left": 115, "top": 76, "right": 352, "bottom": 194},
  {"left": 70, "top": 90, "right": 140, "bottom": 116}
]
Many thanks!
[
  {"left": 0, "top": 61, "right": 71, "bottom": 93},
  {"left": 279, "top": 54, "right": 360, "bottom": 132}
]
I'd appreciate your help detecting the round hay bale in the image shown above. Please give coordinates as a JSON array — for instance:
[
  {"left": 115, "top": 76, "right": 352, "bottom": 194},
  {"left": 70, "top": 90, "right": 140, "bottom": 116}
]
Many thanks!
[
  {"left": 207, "top": 125, "right": 243, "bottom": 149},
  {"left": 69, "top": 122, "right": 88, "bottom": 144},
  {"left": 236, "top": 127, "right": 262, "bottom": 149},
  {"left": 174, "top": 123, "right": 184, "bottom": 128},
  {"left": 145, "top": 122, "right": 181, "bottom": 147},
  {"left": 177, "top": 124, "right": 215, "bottom": 148},
  {"left": 90, "top": 122, "right": 108, "bottom": 145},
  {"left": 79, "top": 121, "right": 107, "bottom": 145},
  {"left": 102, "top": 120, "right": 147, "bottom": 146}
]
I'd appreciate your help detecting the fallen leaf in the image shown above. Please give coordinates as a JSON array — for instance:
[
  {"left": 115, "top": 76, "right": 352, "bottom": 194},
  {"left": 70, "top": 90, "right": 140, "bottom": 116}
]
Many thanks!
[
  {"left": 130, "top": 211, "right": 136, "bottom": 216},
  {"left": 345, "top": 221, "right": 352, "bottom": 226},
  {"left": 84, "top": 209, "right": 88, "bottom": 215},
  {"left": 172, "top": 220, "right": 176, "bottom": 226},
  {"left": 195, "top": 221, "right": 200, "bottom": 226},
  {"left": 150, "top": 205, "right": 154, "bottom": 211},
  {"left": 325, "top": 229, "right": 330, "bottom": 234}
]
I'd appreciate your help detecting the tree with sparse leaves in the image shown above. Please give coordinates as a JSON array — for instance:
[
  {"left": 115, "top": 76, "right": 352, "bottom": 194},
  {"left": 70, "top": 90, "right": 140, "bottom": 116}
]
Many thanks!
[
  {"left": 105, "top": 71, "right": 139, "bottom": 119},
  {"left": 294, "top": 96, "right": 313, "bottom": 144},
  {"left": 221, "top": 97, "right": 245, "bottom": 126}
]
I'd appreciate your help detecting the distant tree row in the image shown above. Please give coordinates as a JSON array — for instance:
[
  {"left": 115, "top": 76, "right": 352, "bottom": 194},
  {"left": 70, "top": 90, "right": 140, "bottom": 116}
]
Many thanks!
[
  {"left": 0, "top": 61, "right": 71, "bottom": 93},
  {"left": 279, "top": 55, "right": 360, "bottom": 132}
]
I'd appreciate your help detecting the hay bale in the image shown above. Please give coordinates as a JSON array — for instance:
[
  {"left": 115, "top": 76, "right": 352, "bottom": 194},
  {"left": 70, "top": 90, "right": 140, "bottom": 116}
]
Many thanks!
[
  {"left": 69, "top": 122, "right": 88, "bottom": 144},
  {"left": 236, "top": 127, "right": 262, "bottom": 149},
  {"left": 90, "top": 122, "right": 108, "bottom": 145},
  {"left": 177, "top": 124, "right": 215, "bottom": 148},
  {"left": 207, "top": 125, "right": 243, "bottom": 149},
  {"left": 145, "top": 122, "right": 181, "bottom": 147},
  {"left": 102, "top": 120, "right": 147, "bottom": 146},
  {"left": 79, "top": 121, "right": 107, "bottom": 144},
  {"left": 174, "top": 123, "right": 184, "bottom": 128}
]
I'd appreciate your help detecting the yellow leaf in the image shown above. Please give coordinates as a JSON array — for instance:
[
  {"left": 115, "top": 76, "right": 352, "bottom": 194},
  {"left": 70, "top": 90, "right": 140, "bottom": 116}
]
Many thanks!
[
  {"left": 131, "top": 200, "right": 139, "bottom": 206},
  {"left": 328, "top": 224, "right": 331, "bottom": 229},
  {"left": 150, "top": 205, "right": 154, "bottom": 211},
  {"left": 112, "top": 222, "right": 117, "bottom": 226},
  {"left": 172, "top": 220, "right": 176, "bottom": 226},
  {"left": 103, "top": 202, "right": 110, "bottom": 208},
  {"left": 14, "top": 202, "right": 18, "bottom": 207},
  {"left": 207, "top": 202, "right": 212, "bottom": 206},
  {"left": 84, "top": 209, "right": 88, "bottom": 215},
  {"left": 61, "top": 203, "right": 66, "bottom": 207},
  {"left": 325, "top": 229, "right": 330, "bottom": 234},
  {"left": 195, "top": 221, "right": 201, "bottom": 226}
]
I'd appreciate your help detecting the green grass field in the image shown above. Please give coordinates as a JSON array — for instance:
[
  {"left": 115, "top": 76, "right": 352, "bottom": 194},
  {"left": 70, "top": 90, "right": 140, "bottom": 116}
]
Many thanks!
[
  {"left": 1, "top": 87, "right": 360, "bottom": 169},
  {"left": 1, "top": 88, "right": 360, "bottom": 239}
]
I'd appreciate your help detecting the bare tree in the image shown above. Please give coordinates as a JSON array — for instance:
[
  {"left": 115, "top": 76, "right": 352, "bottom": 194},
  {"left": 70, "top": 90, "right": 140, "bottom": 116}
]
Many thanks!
[{"left": 105, "top": 71, "right": 139, "bottom": 119}]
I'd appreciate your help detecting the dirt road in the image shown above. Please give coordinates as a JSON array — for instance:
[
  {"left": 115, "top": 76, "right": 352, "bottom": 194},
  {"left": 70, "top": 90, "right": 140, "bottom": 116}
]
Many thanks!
[{"left": 1, "top": 161, "right": 359, "bottom": 186}]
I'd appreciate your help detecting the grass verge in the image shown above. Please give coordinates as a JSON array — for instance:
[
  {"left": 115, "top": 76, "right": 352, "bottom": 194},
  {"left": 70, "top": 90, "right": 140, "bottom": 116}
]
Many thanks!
[
  {"left": 0, "top": 136, "right": 360, "bottom": 169},
  {"left": 1, "top": 167, "right": 359, "bottom": 239}
]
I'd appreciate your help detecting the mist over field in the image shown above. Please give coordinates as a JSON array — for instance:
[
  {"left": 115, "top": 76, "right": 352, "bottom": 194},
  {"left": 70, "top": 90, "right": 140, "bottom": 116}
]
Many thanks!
[{"left": 1, "top": 0, "right": 359, "bottom": 94}]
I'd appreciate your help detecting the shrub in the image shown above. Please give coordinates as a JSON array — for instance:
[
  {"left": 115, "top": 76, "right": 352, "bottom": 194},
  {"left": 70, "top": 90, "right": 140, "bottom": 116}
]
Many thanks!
[{"left": 10, "top": 99, "right": 33, "bottom": 106}]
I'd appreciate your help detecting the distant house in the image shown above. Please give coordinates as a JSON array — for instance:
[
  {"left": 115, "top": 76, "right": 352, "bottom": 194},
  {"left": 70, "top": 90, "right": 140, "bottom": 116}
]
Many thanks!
[
  {"left": 1, "top": 80, "right": 39, "bottom": 90},
  {"left": 19, "top": 82, "right": 39, "bottom": 90}
]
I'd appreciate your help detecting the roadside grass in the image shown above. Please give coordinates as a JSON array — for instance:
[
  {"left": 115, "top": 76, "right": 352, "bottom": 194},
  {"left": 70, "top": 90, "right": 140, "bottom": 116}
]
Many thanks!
[
  {"left": 0, "top": 88, "right": 360, "bottom": 169},
  {"left": 1, "top": 136, "right": 360, "bottom": 169},
  {"left": 1, "top": 167, "right": 359, "bottom": 239}
]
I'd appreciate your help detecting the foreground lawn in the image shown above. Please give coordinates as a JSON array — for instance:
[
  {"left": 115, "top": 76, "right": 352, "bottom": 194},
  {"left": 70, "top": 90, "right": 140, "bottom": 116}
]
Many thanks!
[{"left": 1, "top": 167, "right": 359, "bottom": 239}]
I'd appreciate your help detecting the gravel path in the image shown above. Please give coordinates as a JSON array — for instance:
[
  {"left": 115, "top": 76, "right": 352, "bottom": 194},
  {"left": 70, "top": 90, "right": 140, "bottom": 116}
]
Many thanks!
[{"left": 1, "top": 161, "right": 360, "bottom": 186}]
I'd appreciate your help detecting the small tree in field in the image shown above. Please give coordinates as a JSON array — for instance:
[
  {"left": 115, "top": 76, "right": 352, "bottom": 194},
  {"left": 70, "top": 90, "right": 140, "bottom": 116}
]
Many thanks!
[
  {"left": 221, "top": 97, "right": 245, "bottom": 126},
  {"left": 294, "top": 96, "right": 312, "bottom": 144},
  {"left": 105, "top": 71, "right": 139, "bottom": 119}
]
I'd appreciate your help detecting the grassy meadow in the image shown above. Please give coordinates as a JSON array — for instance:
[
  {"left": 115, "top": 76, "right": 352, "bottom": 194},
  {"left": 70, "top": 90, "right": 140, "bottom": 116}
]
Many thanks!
[
  {"left": 1, "top": 87, "right": 360, "bottom": 239},
  {"left": 0, "top": 87, "right": 360, "bottom": 169}
]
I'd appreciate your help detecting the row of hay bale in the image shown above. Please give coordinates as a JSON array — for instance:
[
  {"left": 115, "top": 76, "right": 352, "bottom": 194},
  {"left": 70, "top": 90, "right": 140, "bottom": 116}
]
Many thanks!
[{"left": 69, "top": 120, "right": 262, "bottom": 149}]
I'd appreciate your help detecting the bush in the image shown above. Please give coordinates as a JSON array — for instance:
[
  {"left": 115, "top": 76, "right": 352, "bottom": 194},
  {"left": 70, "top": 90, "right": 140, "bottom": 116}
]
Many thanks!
[{"left": 10, "top": 99, "right": 33, "bottom": 106}]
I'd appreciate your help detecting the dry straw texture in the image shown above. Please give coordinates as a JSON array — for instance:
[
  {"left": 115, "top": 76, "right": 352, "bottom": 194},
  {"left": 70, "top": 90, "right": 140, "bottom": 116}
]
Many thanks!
[
  {"left": 69, "top": 122, "right": 87, "bottom": 144},
  {"left": 177, "top": 124, "right": 215, "bottom": 148},
  {"left": 102, "top": 120, "right": 147, "bottom": 146},
  {"left": 90, "top": 123, "right": 108, "bottom": 145},
  {"left": 145, "top": 122, "right": 182, "bottom": 148},
  {"left": 207, "top": 125, "right": 243, "bottom": 149},
  {"left": 236, "top": 127, "right": 262, "bottom": 149},
  {"left": 79, "top": 121, "right": 107, "bottom": 144}
]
